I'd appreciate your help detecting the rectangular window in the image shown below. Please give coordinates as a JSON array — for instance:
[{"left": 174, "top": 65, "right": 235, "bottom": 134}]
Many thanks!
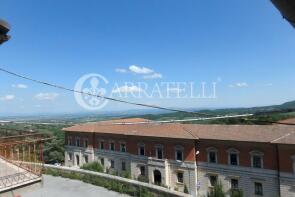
[
  {"left": 230, "top": 153, "right": 238, "bottom": 165},
  {"left": 253, "top": 156, "right": 262, "bottom": 168},
  {"left": 68, "top": 153, "right": 72, "bottom": 161},
  {"left": 84, "top": 139, "right": 88, "bottom": 148},
  {"left": 139, "top": 146, "right": 145, "bottom": 156},
  {"left": 140, "top": 166, "right": 145, "bottom": 176},
  {"left": 100, "top": 158, "right": 104, "bottom": 166},
  {"left": 231, "top": 179, "right": 239, "bottom": 189},
  {"left": 177, "top": 172, "right": 184, "bottom": 183},
  {"left": 110, "top": 160, "right": 115, "bottom": 168},
  {"left": 254, "top": 182, "right": 263, "bottom": 196},
  {"left": 84, "top": 155, "right": 88, "bottom": 163},
  {"left": 76, "top": 138, "right": 80, "bottom": 147},
  {"left": 100, "top": 141, "right": 104, "bottom": 150},
  {"left": 120, "top": 143, "right": 126, "bottom": 152},
  {"left": 156, "top": 147, "right": 163, "bottom": 159},
  {"left": 68, "top": 137, "right": 72, "bottom": 146},
  {"left": 176, "top": 150, "right": 183, "bottom": 161},
  {"left": 122, "top": 161, "right": 126, "bottom": 171},
  {"left": 209, "top": 175, "right": 217, "bottom": 187},
  {"left": 209, "top": 152, "right": 216, "bottom": 163},
  {"left": 110, "top": 142, "right": 115, "bottom": 151},
  {"left": 76, "top": 155, "right": 80, "bottom": 166}
]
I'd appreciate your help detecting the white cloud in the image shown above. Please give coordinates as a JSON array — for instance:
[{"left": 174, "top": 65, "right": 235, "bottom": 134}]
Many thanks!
[
  {"left": 129, "top": 65, "right": 154, "bottom": 74},
  {"left": 117, "top": 64, "right": 163, "bottom": 80},
  {"left": 115, "top": 68, "right": 127, "bottom": 73},
  {"left": 229, "top": 82, "right": 248, "bottom": 88},
  {"left": 12, "top": 84, "right": 28, "bottom": 89},
  {"left": 0, "top": 95, "right": 15, "bottom": 101},
  {"left": 112, "top": 85, "right": 143, "bottom": 93},
  {"left": 143, "top": 73, "right": 163, "bottom": 79},
  {"left": 35, "top": 93, "right": 59, "bottom": 100},
  {"left": 236, "top": 82, "right": 248, "bottom": 87},
  {"left": 263, "top": 83, "right": 273, "bottom": 87}
]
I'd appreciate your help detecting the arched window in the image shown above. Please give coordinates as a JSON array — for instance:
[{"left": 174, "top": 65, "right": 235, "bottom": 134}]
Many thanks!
[
  {"left": 155, "top": 144, "right": 164, "bottom": 159},
  {"left": 250, "top": 150, "right": 264, "bottom": 168},
  {"left": 109, "top": 141, "right": 115, "bottom": 151},
  {"left": 120, "top": 142, "right": 126, "bottom": 152},
  {"left": 206, "top": 147, "right": 218, "bottom": 163},
  {"left": 227, "top": 148, "right": 240, "bottom": 166},
  {"left": 175, "top": 145, "right": 184, "bottom": 161},
  {"left": 67, "top": 136, "right": 72, "bottom": 146},
  {"left": 138, "top": 143, "right": 145, "bottom": 156}
]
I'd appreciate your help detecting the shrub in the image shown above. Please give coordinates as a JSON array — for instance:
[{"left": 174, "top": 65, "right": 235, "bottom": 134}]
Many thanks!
[
  {"left": 44, "top": 167, "right": 158, "bottom": 197},
  {"left": 120, "top": 170, "right": 131, "bottom": 179},
  {"left": 231, "top": 189, "right": 243, "bottom": 197},
  {"left": 184, "top": 184, "right": 189, "bottom": 194},
  {"left": 208, "top": 181, "right": 226, "bottom": 197},
  {"left": 81, "top": 162, "right": 104, "bottom": 173},
  {"left": 137, "top": 175, "right": 149, "bottom": 183}
]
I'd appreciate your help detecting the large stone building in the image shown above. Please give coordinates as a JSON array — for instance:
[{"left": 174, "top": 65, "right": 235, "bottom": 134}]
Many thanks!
[{"left": 63, "top": 118, "right": 295, "bottom": 197}]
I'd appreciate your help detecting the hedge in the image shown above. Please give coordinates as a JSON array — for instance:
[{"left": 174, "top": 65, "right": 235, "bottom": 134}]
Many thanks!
[{"left": 44, "top": 167, "right": 170, "bottom": 197}]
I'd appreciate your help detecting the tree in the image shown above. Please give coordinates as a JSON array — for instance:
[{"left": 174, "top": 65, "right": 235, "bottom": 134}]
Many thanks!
[{"left": 43, "top": 138, "right": 64, "bottom": 164}]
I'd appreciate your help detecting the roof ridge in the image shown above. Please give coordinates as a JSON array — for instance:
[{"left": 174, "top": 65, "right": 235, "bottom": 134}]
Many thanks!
[{"left": 271, "top": 130, "right": 295, "bottom": 143}]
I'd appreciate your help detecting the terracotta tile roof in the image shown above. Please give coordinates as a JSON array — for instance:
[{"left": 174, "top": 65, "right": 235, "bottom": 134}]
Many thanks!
[
  {"left": 63, "top": 118, "right": 295, "bottom": 144},
  {"left": 63, "top": 121, "right": 195, "bottom": 139},
  {"left": 186, "top": 124, "right": 295, "bottom": 144},
  {"left": 271, "top": 132, "right": 295, "bottom": 144},
  {"left": 278, "top": 118, "right": 295, "bottom": 124}
]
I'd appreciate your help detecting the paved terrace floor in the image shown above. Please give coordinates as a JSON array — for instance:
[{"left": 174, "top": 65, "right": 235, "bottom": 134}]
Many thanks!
[
  {"left": 0, "top": 158, "right": 40, "bottom": 192},
  {"left": 22, "top": 175, "right": 130, "bottom": 197},
  {"left": 0, "top": 159, "right": 22, "bottom": 177}
]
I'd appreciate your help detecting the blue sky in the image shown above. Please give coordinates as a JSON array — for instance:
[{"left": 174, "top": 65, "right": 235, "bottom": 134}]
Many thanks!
[{"left": 0, "top": 0, "right": 295, "bottom": 115}]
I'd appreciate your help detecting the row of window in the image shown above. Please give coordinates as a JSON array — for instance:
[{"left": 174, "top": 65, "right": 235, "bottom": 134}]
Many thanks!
[
  {"left": 68, "top": 151, "right": 185, "bottom": 183},
  {"left": 67, "top": 137, "right": 127, "bottom": 152},
  {"left": 68, "top": 137, "right": 89, "bottom": 148},
  {"left": 99, "top": 141, "right": 126, "bottom": 152},
  {"left": 207, "top": 147, "right": 264, "bottom": 168},
  {"left": 209, "top": 175, "right": 263, "bottom": 196},
  {"left": 108, "top": 159, "right": 127, "bottom": 171},
  {"left": 68, "top": 137, "right": 185, "bottom": 161},
  {"left": 68, "top": 152, "right": 129, "bottom": 172}
]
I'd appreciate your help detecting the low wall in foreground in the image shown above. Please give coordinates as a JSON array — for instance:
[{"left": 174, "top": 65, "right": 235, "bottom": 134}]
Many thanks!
[{"left": 44, "top": 164, "right": 190, "bottom": 197}]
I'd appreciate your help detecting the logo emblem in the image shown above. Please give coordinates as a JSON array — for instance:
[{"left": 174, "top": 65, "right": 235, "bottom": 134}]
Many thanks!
[{"left": 74, "top": 73, "right": 109, "bottom": 110}]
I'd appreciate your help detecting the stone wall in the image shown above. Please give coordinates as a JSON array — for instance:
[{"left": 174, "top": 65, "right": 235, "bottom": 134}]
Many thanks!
[{"left": 44, "top": 164, "right": 191, "bottom": 197}]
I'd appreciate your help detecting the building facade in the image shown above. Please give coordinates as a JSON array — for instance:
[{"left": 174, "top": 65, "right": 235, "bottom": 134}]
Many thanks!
[
  {"left": 63, "top": 119, "right": 295, "bottom": 197},
  {"left": 64, "top": 132, "right": 197, "bottom": 195}
]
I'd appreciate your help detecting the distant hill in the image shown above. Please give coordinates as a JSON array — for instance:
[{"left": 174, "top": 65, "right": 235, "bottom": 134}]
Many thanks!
[
  {"left": 279, "top": 100, "right": 295, "bottom": 109},
  {"left": 129, "top": 100, "right": 295, "bottom": 125}
]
